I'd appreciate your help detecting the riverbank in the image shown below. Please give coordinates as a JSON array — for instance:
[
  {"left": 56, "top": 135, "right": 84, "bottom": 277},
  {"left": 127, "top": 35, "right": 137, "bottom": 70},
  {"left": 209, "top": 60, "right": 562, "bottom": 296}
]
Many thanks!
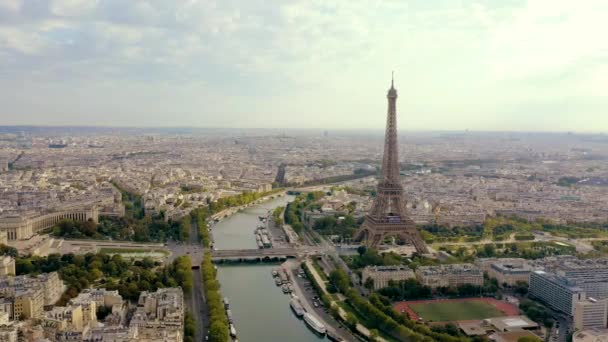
[
  {"left": 285, "top": 259, "right": 359, "bottom": 341},
  {"left": 303, "top": 258, "right": 388, "bottom": 342}
]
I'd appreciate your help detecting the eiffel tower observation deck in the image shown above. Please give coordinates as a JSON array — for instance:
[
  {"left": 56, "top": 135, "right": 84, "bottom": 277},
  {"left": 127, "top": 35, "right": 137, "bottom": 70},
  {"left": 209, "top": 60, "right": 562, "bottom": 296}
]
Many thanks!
[{"left": 354, "top": 76, "right": 429, "bottom": 254}]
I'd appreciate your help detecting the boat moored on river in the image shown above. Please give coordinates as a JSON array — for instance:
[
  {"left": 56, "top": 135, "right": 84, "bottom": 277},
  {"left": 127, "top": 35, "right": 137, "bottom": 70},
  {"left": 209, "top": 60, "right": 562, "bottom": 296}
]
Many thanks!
[
  {"left": 290, "top": 297, "right": 305, "bottom": 318},
  {"left": 230, "top": 324, "right": 237, "bottom": 338},
  {"left": 303, "top": 313, "right": 326, "bottom": 336}
]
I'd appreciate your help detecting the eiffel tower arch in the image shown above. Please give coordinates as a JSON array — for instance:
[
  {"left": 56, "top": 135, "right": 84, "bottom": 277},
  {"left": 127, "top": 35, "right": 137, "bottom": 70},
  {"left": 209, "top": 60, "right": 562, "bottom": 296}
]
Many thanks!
[{"left": 353, "top": 76, "right": 429, "bottom": 254}]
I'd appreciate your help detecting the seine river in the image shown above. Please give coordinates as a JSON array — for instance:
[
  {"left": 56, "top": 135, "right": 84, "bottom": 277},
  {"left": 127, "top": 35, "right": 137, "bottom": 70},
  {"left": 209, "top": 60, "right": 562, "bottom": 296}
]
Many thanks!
[{"left": 213, "top": 195, "right": 326, "bottom": 341}]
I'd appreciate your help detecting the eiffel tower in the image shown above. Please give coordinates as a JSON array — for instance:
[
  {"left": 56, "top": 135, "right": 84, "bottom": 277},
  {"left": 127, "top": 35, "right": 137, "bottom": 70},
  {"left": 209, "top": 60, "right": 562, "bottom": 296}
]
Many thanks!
[{"left": 353, "top": 75, "right": 429, "bottom": 253}]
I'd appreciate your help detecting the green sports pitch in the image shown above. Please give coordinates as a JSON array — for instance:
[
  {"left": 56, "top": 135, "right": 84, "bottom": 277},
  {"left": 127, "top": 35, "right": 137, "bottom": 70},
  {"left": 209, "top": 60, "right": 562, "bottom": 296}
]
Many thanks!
[{"left": 409, "top": 300, "right": 504, "bottom": 322}]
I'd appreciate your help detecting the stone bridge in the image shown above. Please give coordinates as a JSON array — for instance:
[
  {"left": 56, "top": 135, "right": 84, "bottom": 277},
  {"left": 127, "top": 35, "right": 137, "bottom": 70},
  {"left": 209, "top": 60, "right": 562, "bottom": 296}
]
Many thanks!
[{"left": 210, "top": 247, "right": 299, "bottom": 261}]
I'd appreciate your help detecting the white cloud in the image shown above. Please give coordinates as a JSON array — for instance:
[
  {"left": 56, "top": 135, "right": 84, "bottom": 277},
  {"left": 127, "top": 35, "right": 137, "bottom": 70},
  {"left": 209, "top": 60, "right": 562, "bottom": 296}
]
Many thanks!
[
  {"left": 488, "top": 0, "right": 608, "bottom": 81},
  {"left": 0, "top": 0, "right": 605, "bottom": 131},
  {"left": 50, "top": 0, "right": 98, "bottom": 17},
  {"left": 0, "top": 27, "right": 49, "bottom": 55},
  {"left": 0, "top": 0, "right": 21, "bottom": 12}
]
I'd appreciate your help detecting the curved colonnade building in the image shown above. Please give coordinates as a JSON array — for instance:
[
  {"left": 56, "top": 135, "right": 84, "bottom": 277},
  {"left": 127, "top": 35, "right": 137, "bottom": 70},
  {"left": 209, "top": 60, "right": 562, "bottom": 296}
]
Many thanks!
[{"left": 0, "top": 207, "right": 99, "bottom": 241}]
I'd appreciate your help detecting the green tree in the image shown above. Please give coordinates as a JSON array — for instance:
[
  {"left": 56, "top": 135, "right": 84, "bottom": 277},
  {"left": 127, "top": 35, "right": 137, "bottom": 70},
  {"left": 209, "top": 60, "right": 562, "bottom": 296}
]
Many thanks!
[
  {"left": 345, "top": 312, "right": 358, "bottom": 330},
  {"left": 184, "top": 311, "right": 196, "bottom": 340},
  {"left": 329, "top": 269, "right": 350, "bottom": 293},
  {"left": 364, "top": 277, "right": 375, "bottom": 290},
  {"left": 208, "top": 320, "right": 229, "bottom": 342},
  {"left": 369, "top": 329, "right": 380, "bottom": 341}
]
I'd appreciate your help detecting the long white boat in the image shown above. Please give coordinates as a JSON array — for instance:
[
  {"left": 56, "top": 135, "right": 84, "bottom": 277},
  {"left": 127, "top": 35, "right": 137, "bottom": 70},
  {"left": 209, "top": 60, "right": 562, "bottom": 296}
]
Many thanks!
[{"left": 303, "top": 312, "right": 326, "bottom": 335}]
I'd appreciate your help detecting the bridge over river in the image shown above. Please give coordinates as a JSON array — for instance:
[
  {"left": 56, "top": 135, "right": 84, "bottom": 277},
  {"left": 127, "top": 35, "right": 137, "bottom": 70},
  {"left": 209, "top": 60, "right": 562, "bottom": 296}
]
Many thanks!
[{"left": 210, "top": 245, "right": 358, "bottom": 262}]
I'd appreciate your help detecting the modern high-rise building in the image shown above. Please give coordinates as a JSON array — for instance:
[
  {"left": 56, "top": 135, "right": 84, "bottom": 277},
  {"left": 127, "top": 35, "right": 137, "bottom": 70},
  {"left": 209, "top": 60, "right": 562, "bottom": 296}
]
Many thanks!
[
  {"left": 573, "top": 298, "right": 608, "bottom": 331},
  {"left": 555, "top": 258, "right": 608, "bottom": 299},
  {"left": 529, "top": 270, "right": 586, "bottom": 315}
]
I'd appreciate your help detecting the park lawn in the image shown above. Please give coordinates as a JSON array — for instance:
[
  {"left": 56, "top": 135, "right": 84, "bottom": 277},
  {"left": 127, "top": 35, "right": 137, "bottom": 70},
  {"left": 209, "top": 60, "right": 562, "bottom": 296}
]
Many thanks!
[{"left": 409, "top": 300, "right": 504, "bottom": 322}]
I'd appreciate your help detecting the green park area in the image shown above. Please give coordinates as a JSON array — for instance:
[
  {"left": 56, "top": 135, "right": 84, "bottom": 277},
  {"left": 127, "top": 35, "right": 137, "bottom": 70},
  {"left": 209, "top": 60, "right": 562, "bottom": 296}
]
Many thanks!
[{"left": 409, "top": 300, "right": 504, "bottom": 322}]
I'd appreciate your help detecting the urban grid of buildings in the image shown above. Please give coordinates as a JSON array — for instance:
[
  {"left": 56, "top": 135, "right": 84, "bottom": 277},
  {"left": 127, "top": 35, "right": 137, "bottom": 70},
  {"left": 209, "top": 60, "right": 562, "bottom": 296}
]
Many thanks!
[
  {"left": 0, "top": 259, "right": 184, "bottom": 342},
  {"left": 0, "top": 124, "right": 608, "bottom": 341}
]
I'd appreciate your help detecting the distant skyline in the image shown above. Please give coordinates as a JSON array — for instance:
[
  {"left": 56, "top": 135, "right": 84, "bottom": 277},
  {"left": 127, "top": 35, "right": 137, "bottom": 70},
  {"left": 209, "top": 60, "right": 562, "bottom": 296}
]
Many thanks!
[{"left": 0, "top": 0, "right": 607, "bottom": 131}]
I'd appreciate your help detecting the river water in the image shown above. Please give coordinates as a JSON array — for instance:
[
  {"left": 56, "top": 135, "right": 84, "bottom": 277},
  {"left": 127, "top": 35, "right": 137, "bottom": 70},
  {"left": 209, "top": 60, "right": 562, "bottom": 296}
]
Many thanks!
[
  {"left": 212, "top": 195, "right": 292, "bottom": 250},
  {"left": 213, "top": 195, "right": 326, "bottom": 341}
]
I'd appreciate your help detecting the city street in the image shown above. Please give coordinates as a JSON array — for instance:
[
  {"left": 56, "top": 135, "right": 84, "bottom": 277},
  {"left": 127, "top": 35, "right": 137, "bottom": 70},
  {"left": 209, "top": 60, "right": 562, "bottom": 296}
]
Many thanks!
[{"left": 180, "top": 220, "right": 209, "bottom": 342}]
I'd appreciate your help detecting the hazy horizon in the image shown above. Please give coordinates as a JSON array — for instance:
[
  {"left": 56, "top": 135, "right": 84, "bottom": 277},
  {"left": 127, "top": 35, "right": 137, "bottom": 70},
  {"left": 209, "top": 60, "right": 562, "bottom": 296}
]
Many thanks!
[
  {"left": 1, "top": 0, "right": 607, "bottom": 131},
  {"left": 1, "top": 124, "right": 606, "bottom": 136}
]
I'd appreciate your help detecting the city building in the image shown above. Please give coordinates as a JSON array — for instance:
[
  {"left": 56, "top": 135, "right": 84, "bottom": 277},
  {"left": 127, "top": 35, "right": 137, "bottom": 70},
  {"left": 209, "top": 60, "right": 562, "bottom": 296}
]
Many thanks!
[
  {"left": 0, "top": 207, "right": 99, "bottom": 241},
  {"left": 14, "top": 288, "right": 44, "bottom": 319},
  {"left": 573, "top": 328, "right": 608, "bottom": 342},
  {"left": 0, "top": 256, "right": 15, "bottom": 276},
  {"left": 487, "top": 260, "right": 533, "bottom": 286},
  {"left": 123, "top": 288, "right": 184, "bottom": 342},
  {"left": 84, "top": 326, "right": 131, "bottom": 342},
  {"left": 553, "top": 258, "right": 608, "bottom": 300},
  {"left": 416, "top": 264, "right": 484, "bottom": 289},
  {"left": 361, "top": 265, "right": 415, "bottom": 290},
  {"left": 529, "top": 270, "right": 586, "bottom": 315},
  {"left": 0, "top": 271, "right": 65, "bottom": 321},
  {"left": 0, "top": 326, "right": 17, "bottom": 342},
  {"left": 492, "top": 331, "right": 543, "bottom": 342},
  {"left": 574, "top": 298, "right": 608, "bottom": 331},
  {"left": 0, "top": 297, "right": 13, "bottom": 320},
  {"left": 68, "top": 294, "right": 97, "bottom": 327},
  {"left": 44, "top": 304, "right": 84, "bottom": 333},
  {"left": 458, "top": 316, "right": 539, "bottom": 337},
  {"left": 34, "top": 271, "right": 65, "bottom": 305},
  {"left": 74, "top": 288, "right": 122, "bottom": 310}
]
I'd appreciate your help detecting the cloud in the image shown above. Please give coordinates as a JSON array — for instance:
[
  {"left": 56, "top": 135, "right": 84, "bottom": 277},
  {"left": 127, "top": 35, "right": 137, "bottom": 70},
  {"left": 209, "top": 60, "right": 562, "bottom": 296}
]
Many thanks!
[
  {"left": 488, "top": 0, "right": 608, "bottom": 81},
  {"left": 50, "top": 0, "right": 98, "bottom": 17},
  {"left": 0, "top": 0, "right": 20, "bottom": 13},
  {"left": 0, "top": 26, "right": 50, "bottom": 55},
  {"left": 0, "top": 0, "right": 605, "bottom": 131}
]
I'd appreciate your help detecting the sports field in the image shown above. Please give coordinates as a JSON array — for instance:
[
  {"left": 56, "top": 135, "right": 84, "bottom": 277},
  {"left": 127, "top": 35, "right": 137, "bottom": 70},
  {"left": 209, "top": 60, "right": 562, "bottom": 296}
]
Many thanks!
[{"left": 394, "top": 298, "right": 518, "bottom": 322}]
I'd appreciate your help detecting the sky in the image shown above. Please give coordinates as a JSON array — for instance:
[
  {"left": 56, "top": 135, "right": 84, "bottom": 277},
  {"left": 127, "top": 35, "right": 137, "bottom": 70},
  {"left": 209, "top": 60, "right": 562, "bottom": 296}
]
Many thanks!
[{"left": 0, "top": 0, "right": 606, "bottom": 131}]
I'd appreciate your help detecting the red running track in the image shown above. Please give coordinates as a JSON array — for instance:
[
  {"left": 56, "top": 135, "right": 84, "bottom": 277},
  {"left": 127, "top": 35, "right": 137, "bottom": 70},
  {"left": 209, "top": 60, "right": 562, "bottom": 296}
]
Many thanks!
[{"left": 393, "top": 297, "right": 519, "bottom": 322}]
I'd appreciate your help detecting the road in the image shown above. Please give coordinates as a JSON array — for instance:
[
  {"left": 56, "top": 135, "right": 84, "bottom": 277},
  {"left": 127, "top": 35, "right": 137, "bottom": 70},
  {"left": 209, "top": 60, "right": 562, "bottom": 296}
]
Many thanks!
[
  {"left": 308, "top": 229, "right": 367, "bottom": 296},
  {"left": 543, "top": 306, "right": 571, "bottom": 342},
  {"left": 179, "top": 218, "right": 209, "bottom": 342}
]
